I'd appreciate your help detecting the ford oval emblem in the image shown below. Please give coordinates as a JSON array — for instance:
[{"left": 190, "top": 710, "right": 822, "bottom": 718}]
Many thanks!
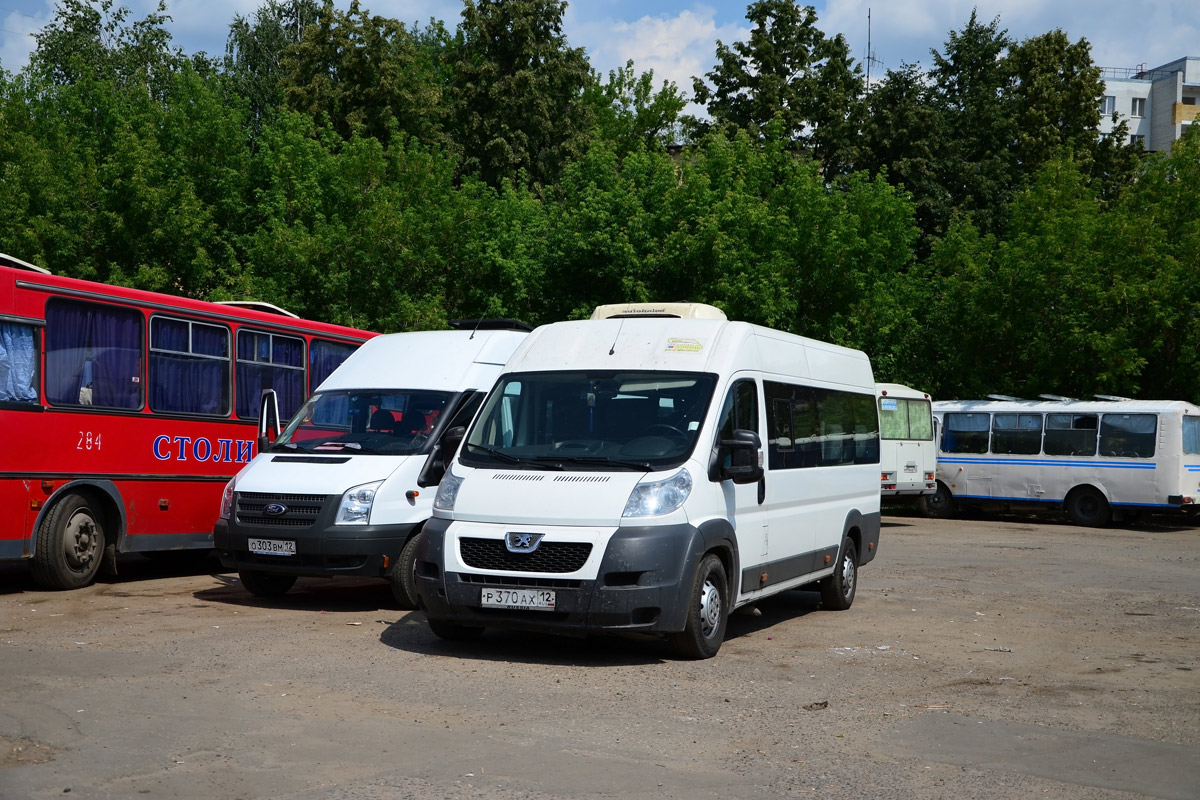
[{"left": 263, "top": 503, "right": 287, "bottom": 516}]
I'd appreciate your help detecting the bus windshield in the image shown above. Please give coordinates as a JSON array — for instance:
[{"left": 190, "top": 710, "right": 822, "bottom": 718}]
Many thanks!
[
  {"left": 462, "top": 371, "right": 717, "bottom": 471},
  {"left": 275, "top": 390, "right": 450, "bottom": 455}
]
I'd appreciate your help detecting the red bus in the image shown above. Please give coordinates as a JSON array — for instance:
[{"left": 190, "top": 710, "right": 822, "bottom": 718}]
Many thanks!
[{"left": 0, "top": 254, "right": 376, "bottom": 589}]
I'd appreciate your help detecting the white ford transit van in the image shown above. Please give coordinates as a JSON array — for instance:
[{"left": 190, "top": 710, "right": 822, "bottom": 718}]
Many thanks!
[
  {"left": 214, "top": 321, "right": 529, "bottom": 607},
  {"left": 416, "top": 304, "right": 881, "bottom": 658}
]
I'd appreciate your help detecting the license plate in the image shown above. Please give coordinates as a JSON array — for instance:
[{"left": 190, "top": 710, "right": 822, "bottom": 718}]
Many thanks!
[
  {"left": 248, "top": 538, "right": 296, "bottom": 556},
  {"left": 480, "top": 588, "right": 556, "bottom": 611}
]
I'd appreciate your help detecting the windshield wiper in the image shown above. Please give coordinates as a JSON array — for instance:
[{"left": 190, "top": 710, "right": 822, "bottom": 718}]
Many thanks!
[
  {"left": 467, "top": 445, "right": 530, "bottom": 465},
  {"left": 541, "top": 455, "right": 655, "bottom": 472}
]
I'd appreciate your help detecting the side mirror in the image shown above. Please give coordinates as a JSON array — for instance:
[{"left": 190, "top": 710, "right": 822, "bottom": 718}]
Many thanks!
[
  {"left": 441, "top": 426, "right": 467, "bottom": 467},
  {"left": 257, "top": 389, "right": 281, "bottom": 455},
  {"left": 720, "top": 429, "right": 763, "bottom": 485}
]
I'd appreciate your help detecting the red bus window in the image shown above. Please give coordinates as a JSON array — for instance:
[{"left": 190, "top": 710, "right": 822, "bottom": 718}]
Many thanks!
[
  {"left": 149, "top": 316, "right": 231, "bottom": 415},
  {"left": 236, "top": 329, "right": 304, "bottom": 419},
  {"left": 45, "top": 298, "right": 143, "bottom": 409},
  {"left": 310, "top": 338, "right": 358, "bottom": 390},
  {"left": 0, "top": 321, "right": 39, "bottom": 404}
]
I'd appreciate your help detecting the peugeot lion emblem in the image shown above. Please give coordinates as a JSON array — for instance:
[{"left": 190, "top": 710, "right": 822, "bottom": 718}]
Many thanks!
[
  {"left": 263, "top": 503, "right": 288, "bottom": 516},
  {"left": 505, "top": 531, "right": 544, "bottom": 553}
]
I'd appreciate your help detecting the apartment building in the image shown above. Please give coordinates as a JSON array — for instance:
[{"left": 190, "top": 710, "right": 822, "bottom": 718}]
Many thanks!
[{"left": 1099, "top": 57, "right": 1199, "bottom": 151}]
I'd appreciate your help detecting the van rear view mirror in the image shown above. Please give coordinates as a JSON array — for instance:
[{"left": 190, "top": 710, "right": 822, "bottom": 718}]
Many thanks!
[
  {"left": 720, "top": 429, "right": 763, "bottom": 484},
  {"left": 257, "top": 389, "right": 281, "bottom": 455},
  {"left": 441, "top": 426, "right": 467, "bottom": 468}
]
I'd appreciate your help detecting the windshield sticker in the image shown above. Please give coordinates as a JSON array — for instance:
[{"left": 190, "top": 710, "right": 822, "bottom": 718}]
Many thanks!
[{"left": 666, "top": 338, "right": 703, "bottom": 353}]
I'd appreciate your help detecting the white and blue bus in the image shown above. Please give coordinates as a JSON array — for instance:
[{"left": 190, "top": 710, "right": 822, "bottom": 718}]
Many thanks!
[{"left": 925, "top": 396, "right": 1200, "bottom": 526}]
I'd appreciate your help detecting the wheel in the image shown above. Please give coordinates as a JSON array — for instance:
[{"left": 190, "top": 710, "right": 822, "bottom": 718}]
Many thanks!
[
  {"left": 389, "top": 530, "right": 423, "bottom": 610},
  {"left": 238, "top": 570, "right": 297, "bottom": 597},
  {"left": 32, "top": 493, "right": 106, "bottom": 590},
  {"left": 918, "top": 482, "right": 956, "bottom": 519},
  {"left": 427, "top": 618, "right": 484, "bottom": 641},
  {"left": 669, "top": 553, "right": 729, "bottom": 659},
  {"left": 1065, "top": 486, "right": 1111, "bottom": 527},
  {"left": 820, "top": 537, "right": 858, "bottom": 611}
]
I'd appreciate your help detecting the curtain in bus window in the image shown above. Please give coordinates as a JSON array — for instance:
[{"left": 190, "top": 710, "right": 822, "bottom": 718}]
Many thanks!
[
  {"left": 149, "top": 318, "right": 230, "bottom": 415},
  {"left": 907, "top": 400, "right": 934, "bottom": 440},
  {"left": 44, "top": 299, "right": 142, "bottom": 409},
  {"left": 236, "top": 331, "right": 304, "bottom": 420},
  {"left": 878, "top": 397, "right": 909, "bottom": 439},
  {"left": 309, "top": 340, "right": 358, "bottom": 425},
  {"left": 942, "top": 413, "right": 989, "bottom": 453},
  {"left": 0, "top": 322, "right": 38, "bottom": 403},
  {"left": 1099, "top": 413, "right": 1156, "bottom": 458}
]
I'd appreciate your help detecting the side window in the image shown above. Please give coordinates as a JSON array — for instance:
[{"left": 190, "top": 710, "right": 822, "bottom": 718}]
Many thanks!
[
  {"left": 149, "top": 316, "right": 230, "bottom": 415},
  {"left": 1099, "top": 413, "right": 1156, "bottom": 458},
  {"left": 1185, "top": 416, "right": 1200, "bottom": 456},
  {"left": 1044, "top": 414, "right": 1098, "bottom": 456},
  {"left": 0, "top": 321, "right": 39, "bottom": 404},
  {"left": 717, "top": 379, "right": 758, "bottom": 441},
  {"left": 942, "top": 413, "right": 989, "bottom": 454},
  {"left": 310, "top": 338, "right": 359, "bottom": 391},
  {"left": 991, "top": 413, "right": 1043, "bottom": 455},
  {"left": 236, "top": 330, "right": 305, "bottom": 420},
  {"left": 765, "top": 381, "right": 878, "bottom": 468},
  {"left": 44, "top": 298, "right": 143, "bottom": 409}
]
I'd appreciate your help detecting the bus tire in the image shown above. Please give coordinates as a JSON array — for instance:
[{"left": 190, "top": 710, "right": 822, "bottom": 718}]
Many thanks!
[
  {"left": 32, "top": 492, "right": 106, "bottom": 590},
  {"left": 669, "top": 553, "right": 729, "bottom": 659},
  {"left": 389, "top": 530, "right": 423, "bottom": 610},
  {"left": 918, "top": 482, "right": 956, "bottom": 519},
  {"left": 427, "top": 618, "right": 484, "bottom": 641},
  {"left": 820, "top": 537, "right": 858, "bottom": 611},
  {"left": 1065, "top": 487, "right": 1111, "bottom": 528},
  {"left": 238, "top": 570, "right": 296, "bottom": 598}
]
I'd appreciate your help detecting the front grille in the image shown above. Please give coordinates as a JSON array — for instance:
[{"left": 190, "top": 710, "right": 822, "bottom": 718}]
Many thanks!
[
  {"left": 236, "top": 492, "right": 328, "bottom": 528},
  {"left": 459, "top": 537, "right": 592, "bottom": 573},
  {"left": 459, "top": 574, "right": 582, "bottom": 589}
]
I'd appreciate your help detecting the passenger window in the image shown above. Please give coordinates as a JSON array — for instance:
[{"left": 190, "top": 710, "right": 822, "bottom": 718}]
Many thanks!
[
  {"left": 717, "top": 379, "right": 758, "bottom": 440},
  {"left": 0, "top": 321, "right": 39, "bottom": 404},
  {"left": 1044, "top": 414, "right": 1098, "bottom": 456},
  {"left": 310, "top": 338, "right": 358, "bottom": 391},
  {"left": 149, "top": 316, "right": 230, "bottom": 415},
  {"left": 941, "top": 413, "right": 989, "bottom": 454},
  {"left": 44, "top": 298, "right": 143, "bottom": 409},
  {"left": 991, "top": 413, "right": 1042, "bottom": 455},
  {"left": 1099, "top": 414, "right": 1156, "bottom": 458},
  {"left": 236, "top": 330, "right": 305, "bottom": 420}
]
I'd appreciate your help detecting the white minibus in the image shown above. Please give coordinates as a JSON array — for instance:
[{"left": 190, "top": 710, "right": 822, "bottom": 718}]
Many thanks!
[
  {"left": 214, "top": 321, "right": 529, "bottom": 606},
  {"left": 876, "top": 383, "right": 937, "bottom": 500},
  {"left": 926, "top": 396, "right": 1200, "bottom": 525},
  {"left": 416, "top": 304, "right": 881, "bottom": 658}
]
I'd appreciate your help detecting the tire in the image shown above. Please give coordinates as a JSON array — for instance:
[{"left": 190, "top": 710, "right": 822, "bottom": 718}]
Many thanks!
[
  {"left": 389, "top": 530, "right": 423, "bottom": 610},
  {"left": 918, "top": 482, "right": 956, "bottom": 519},
  {"left": 668, "top": 553, "right": 729, "bottom": 659},
  {"left": 427, "top": 618, "right": 484, "bottom": 641},
  {"left": 32, "top": 493, "right": 106, "bottom": 590},
  {"left": 820, "top": 537, "right": 858, "bottom": 611},
  {"left": 1065, "top": 486, "right": 1111, "bottom": 527},
  {"left": 238, "top": 570, "right": 297, "bottom": 598}
]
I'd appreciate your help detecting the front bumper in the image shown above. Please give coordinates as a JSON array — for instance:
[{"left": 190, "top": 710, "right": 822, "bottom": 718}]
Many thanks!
[{"left": 214, "top": 515, "right": 419, "bottom": 578}]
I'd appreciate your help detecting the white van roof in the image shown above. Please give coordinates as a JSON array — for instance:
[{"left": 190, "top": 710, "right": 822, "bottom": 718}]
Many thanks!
[
  {"left": 317, "top": 328, "right": 528, "bottom": 393},
  {"left": 505, "top": 317, "right": 874, "bottom": 390},
  {"left": 590, "top": 302, "right": 727, "bottom": 320}
]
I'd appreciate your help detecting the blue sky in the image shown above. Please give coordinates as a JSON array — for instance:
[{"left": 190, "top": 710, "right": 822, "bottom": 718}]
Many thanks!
[{"left": 2, "top": 0, "right": 1196, "bottom": 99}]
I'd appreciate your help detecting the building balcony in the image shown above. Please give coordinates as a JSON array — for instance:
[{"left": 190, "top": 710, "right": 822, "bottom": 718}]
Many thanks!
[{"left": 1174, "top": 104, "right": 1200, "bottom": 124}]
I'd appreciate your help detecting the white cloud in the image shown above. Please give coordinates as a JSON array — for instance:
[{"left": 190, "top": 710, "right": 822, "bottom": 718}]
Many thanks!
[{"left": 568, "top": 5, "right": 747, "bottom": 108}]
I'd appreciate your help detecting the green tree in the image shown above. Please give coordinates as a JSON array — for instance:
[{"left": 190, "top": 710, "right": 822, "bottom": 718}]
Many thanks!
[
  {"left": 224, "top": 0, "right": 321, "bottom": 132},
  {"left": 581, "top": 61, "right": 686, "bottom": 154},
  {"left": 689, "top": 1, "right": 863, "bottom": 177},
  {"left": 281, "top": 0, "right": 449, "bottom": 147},
  {"left": 448, "top": 0, "right": 593, "bottom": 187}
]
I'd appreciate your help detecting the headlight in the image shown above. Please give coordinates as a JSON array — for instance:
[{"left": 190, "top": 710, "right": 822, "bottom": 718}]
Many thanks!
[
  {"left": 336, "top": 481, "right": 383, "bottom": 525},
  {"left": 433, "top": 470, "right": 464, "bottom": 512},
  {"left": 219, "top": 478, "right": 235, "bottom": 520},
  {"left": 623, "top": 468, "right": 692, "bottom": 517}
]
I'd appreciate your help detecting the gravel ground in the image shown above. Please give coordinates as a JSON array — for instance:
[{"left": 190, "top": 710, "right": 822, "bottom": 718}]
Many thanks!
[{"left": 1, "top": 510, "right": 1197, "bottom": 800}]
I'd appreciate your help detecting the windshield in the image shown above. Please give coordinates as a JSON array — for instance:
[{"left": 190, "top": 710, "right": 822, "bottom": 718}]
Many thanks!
[
  {"left": 461, "top": 371, "right": 718, "bottom": 471},
  {"left": 273, "top": 390, "right": 451, "bottom": 455}
]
